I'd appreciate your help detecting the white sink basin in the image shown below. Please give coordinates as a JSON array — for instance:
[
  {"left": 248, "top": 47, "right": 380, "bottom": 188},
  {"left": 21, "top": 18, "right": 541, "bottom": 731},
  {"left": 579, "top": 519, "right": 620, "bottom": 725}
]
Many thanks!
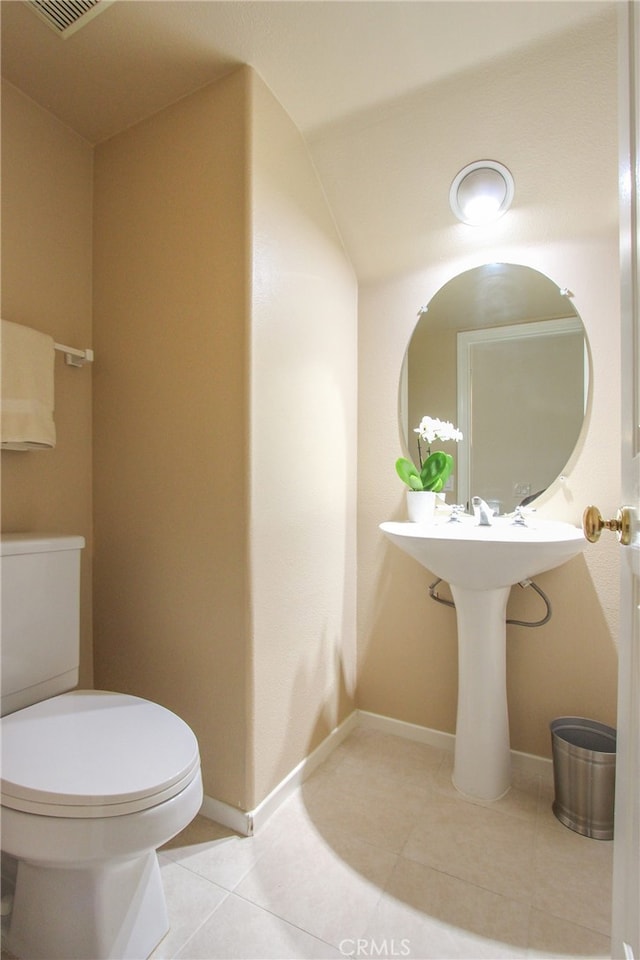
[
  {"left": 379, "top": 515, "right": 587, "bottom": 800},
  {"left": 379, "top": 516, "right": 586, "bottom": 590}
]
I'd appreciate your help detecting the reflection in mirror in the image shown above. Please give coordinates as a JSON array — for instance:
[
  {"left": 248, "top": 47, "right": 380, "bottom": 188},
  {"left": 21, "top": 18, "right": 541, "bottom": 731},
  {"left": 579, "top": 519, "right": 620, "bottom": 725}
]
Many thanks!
[{"left": 400, "top": 264, "right": 589, "bottom": 514}]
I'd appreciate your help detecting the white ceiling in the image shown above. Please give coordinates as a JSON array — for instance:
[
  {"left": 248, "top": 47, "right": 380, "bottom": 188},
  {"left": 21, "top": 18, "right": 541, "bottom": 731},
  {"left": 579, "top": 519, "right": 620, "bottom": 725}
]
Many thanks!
[
  {"left": 1, "top": 0, "right": 614, "bottom": 280},
  {"left": 1, "top": 0, "right": 609, "bottom": 143}
]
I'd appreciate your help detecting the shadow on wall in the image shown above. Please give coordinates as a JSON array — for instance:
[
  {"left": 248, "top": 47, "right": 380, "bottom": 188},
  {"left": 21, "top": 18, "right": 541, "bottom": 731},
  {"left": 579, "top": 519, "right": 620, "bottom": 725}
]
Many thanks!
[
  {"left": 505, "top": 554, "right": 618, "bottom": 755},
  {"left": 252, "top": 620, "right": 356, "bottom": 811},
  {"left": 359, "top": 543, "right": 460, "bottom": 735}
]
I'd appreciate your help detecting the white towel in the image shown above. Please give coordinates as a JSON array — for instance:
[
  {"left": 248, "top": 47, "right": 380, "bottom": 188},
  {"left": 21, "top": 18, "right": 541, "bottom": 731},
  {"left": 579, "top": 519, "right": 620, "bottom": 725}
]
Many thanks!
[{"left": 1, "top": 319, "right": 56, "bottom": 450}]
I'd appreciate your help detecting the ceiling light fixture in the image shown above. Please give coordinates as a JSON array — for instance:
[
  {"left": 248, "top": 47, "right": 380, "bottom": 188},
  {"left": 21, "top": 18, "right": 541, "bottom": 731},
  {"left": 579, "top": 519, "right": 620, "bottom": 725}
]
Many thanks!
[{"left": 449, "top": 160, "right": 515, "bottom": 225}]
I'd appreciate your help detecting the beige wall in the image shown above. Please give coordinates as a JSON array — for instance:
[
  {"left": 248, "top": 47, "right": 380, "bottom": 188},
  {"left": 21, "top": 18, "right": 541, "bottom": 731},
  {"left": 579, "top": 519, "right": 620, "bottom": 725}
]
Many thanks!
[
  {"left": 1, "top": 81, "right": 94, "bottom": 689},
  {"left": 92, "top": 67, "right": 357, "bottom": 811},
  {"left": 355, "top": 17, "right": 620, "bottom": 758},
  {"left": 249, "top": 73, "right": 358, "bottom": 803},
  {"left": 93, "top": 70, "right": 251, "bottom": 808}
]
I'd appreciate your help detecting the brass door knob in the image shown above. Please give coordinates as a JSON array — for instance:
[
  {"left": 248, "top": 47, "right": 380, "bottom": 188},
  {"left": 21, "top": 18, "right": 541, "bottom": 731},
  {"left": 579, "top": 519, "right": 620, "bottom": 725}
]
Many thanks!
[{"left": 583, "top": 505, "right": 632, "bottom": 546}]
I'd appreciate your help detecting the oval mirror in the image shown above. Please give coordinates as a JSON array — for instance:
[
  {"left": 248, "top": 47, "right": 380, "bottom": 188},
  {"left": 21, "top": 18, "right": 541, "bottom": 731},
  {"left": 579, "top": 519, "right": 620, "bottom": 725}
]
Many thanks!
[{"left": 400, "top": 263, "right": 589, "bottom": 514}]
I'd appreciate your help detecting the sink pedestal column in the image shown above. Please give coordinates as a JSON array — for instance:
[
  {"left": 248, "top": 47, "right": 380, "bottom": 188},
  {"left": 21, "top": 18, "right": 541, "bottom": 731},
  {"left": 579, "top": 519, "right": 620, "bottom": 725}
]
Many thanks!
[{"left": 449, "top": 584, "right": 512, "bottom": 800}]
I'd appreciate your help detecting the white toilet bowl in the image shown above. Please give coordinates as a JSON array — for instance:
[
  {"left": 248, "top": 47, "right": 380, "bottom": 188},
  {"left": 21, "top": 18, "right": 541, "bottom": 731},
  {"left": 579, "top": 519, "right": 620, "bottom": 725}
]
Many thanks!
[{"left": 1, "top": 690, "right": 203, "bottom": 960}]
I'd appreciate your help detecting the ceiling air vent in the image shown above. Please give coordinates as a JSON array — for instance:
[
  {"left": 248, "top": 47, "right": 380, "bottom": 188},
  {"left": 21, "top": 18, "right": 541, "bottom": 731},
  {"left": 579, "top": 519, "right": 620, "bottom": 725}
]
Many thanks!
[{"left": 27, "top": 0, "right": 113, "bottom": 37}]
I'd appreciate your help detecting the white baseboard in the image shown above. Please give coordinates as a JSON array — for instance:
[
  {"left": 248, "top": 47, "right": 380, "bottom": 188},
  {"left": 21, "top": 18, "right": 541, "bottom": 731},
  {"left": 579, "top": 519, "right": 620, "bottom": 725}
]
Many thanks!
[
  {"left": 199, "top": 708, "right": 552, "bottom": 835},
  {"left": 357, "top": 709, "right": 456, "bottom": 751},
  {"left": 200, "top": 710, "right": 359, "bottom": 836},
  {"left": 198, "top": 795, "right": 255, "bottom": 837},
  {"left": 511, "top": 746, "right": 553, "bottom": 781}
]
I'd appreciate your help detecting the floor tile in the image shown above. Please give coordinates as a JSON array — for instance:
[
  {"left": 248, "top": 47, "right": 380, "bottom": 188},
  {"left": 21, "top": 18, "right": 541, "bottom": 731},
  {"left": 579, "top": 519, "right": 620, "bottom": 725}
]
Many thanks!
[
  {"left": 436, "top": 751, "right": 543, "bottom": 822},
  {"left": 300, "top": 749, "right": 438, "bottom": 855},
  {"left": 527, "top": 908, "right": 611, "bottom": 958},
  {"left": 174, "top": 893, "right": 341, "bottom": 959},
  {"left": 329, "top": 726, "right": 447, "bottom": 793},
  {"left": 234, "top": 794, "right": 398, "bottom": 949},
  {"left": 160, "top": 814, "right": 275, "bottom": 892},
  {"left": 532, "top": 811, "right": 613, "bottom": 935},
  {"left": 401, "top": 790, "right": 537, "bottom": 902},
  {"left": 362, "top": 856, "right": 529, "bottom": 958},
  {"left": 150, "top": 858, "right": 228, "bottom": 959}
]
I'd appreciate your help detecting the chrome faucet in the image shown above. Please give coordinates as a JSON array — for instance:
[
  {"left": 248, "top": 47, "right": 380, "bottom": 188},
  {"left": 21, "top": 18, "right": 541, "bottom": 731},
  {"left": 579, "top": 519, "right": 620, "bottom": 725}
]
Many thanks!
[{"left": 472, "top": 496, "right": 494, "bottom": 526}]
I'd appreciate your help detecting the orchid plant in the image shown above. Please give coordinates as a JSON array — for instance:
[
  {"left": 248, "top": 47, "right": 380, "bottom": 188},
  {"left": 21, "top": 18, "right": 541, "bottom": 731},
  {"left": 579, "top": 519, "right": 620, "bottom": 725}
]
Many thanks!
[{"left": 396, "top": 416, "right": 463, "bottom": 493}]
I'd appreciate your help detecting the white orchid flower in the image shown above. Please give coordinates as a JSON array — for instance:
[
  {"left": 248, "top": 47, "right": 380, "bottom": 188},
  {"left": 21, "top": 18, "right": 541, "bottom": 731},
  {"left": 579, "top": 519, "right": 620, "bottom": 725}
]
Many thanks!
[
  {"left": 414, "top": 416, "right": 463, "bottom": 446},
  {"left": 396, "top": 414, "right": 463, "bottom": 493}
]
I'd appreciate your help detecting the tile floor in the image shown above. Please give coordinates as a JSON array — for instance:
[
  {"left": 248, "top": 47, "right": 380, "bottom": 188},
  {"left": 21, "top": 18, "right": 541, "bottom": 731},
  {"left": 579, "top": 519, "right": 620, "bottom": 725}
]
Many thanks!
[{"left": 150, "top": 724, "right": 613, "bottom": 960}]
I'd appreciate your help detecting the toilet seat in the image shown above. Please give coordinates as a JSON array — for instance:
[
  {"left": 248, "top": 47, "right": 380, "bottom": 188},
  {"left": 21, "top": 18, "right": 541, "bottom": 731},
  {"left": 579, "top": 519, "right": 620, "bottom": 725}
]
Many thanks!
[{"left": 0, "top": 690, "right": 201, "bottom": 818}]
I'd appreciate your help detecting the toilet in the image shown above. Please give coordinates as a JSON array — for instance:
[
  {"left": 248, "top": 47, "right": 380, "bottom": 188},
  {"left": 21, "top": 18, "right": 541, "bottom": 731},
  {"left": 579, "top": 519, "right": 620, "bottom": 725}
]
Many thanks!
[{"left": 0, "top": 534, "right": 203, "bottom": 960}]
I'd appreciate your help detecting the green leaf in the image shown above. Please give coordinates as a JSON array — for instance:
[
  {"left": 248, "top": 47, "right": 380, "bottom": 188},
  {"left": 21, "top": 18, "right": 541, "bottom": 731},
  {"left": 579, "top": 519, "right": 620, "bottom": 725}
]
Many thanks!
[
  {"left": 440, "top": 452, "right": 454, "bottom": 486},
  {"left": 420, "top": 452, "right": 454, "bottom": 491},
  {"left": 395, "top": 457, "right": 424, "bottom": 490}
]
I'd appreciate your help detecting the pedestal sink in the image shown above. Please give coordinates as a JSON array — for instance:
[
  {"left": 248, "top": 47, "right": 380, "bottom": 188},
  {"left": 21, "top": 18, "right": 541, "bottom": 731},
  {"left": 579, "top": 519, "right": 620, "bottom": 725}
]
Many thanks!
[{"left": 379, "top": 516, "right": 587, "bottom": 800}]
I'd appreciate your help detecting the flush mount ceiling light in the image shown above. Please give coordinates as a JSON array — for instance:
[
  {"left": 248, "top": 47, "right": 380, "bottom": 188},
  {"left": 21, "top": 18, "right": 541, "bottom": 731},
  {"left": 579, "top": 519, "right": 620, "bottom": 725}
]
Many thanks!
[{"left": 449, "top": 161, "right": 515, "bottom": 225}]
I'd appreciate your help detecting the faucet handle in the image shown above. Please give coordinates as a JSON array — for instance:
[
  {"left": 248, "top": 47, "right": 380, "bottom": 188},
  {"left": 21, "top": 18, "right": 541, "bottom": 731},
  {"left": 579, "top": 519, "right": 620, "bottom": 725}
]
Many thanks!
[
  {"left": 512, "top": 505, "right": 536, "bottom": 525},
  {"left": 449, "top": 504, "right": 465, "bottom": 522}
]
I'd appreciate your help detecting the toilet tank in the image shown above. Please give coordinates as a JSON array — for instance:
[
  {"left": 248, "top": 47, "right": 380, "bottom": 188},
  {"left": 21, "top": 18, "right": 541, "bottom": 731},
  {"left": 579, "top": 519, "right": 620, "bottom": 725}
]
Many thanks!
[{"left": 1, "top": 534, "right": 85, "bottom": 716}]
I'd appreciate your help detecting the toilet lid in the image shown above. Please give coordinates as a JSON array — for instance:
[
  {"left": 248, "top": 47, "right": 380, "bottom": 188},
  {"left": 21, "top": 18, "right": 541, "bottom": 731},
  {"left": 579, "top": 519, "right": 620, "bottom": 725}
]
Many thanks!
[{"left": 0, "top": 691, "right": 201, "bottom": 818}]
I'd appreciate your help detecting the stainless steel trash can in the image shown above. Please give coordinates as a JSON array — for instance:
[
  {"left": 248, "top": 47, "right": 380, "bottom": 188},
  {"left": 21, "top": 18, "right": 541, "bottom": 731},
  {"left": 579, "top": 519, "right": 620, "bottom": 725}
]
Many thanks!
[{"left": 550, "top": 717, "right": 616, "bottom": 840}]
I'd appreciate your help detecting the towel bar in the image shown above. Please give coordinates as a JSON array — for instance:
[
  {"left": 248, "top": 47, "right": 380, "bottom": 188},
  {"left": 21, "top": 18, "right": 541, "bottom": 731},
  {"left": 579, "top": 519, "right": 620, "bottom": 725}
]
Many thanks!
[{"left": 53, "top": 342, "right": 94, "bottom": 368}]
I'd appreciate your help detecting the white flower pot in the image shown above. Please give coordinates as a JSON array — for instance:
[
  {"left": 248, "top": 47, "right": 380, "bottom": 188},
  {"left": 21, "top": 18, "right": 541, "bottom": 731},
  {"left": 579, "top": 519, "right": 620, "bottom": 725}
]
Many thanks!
[{"left": 406, "top": 490, "right": 437, "bottom": 523}]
